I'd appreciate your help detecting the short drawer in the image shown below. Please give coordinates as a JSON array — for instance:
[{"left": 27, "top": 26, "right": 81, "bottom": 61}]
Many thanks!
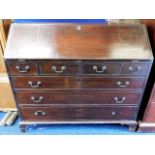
[
  {"left": 19, "top": 106, "right": 138, "bottom": 121},
  {"left": 38, "top": 61, "right": 80, "bottom": 75},
  {"left": 121, "top": 62, "right": 151, "bottom": 75},
  {"left": 6, "top": 61, "right": 38, "bottom": 75},
  {"left": 11, "top": 76, "right": 146, "bottom": 89},
  {"left": 15, "top": 90, "right": 142, "bottom": 105},
  {"left": 83, "top": 61, "right": 120, "bottom": 75}
]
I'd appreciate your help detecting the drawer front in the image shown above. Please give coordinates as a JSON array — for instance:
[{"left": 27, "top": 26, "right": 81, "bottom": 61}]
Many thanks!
[
  {"left": 121, "top": 62, "right": 150, "bottom": 75},
  {"left": 83, "top": 62, "right": 120, "bottom": 75},
  {"left": 11, "top": 76, "right": 146, "bottom": 89},
  {"left": 15, "top": 90, "right": 142, "bottom": 105},
  {"left": 6, "top": 61, "right": 38, "bottom": 75},
  {"left": 19, "top": 106, "right": 138, "bottom": 121},
  {"left": 12, "top": 76, "right": 80, "bottom": 89},
  {"left": 38, "top": 61, "right": 80, "bottom": 75},
  {"left": 81, "top": 76, "right": 146, "bottom": 89}
]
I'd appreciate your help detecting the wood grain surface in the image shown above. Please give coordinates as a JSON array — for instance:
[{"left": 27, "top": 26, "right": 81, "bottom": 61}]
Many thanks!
[{"left": 4, "top": 24, "right": 153, "bottom": 60}]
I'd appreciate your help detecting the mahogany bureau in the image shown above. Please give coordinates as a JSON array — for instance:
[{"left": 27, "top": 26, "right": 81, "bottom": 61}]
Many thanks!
[{"left": 4, "top": 23, "right": 153, "bottom": 132}]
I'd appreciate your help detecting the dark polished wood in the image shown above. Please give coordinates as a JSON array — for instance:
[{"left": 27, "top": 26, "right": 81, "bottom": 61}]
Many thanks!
[
  {"left": 139, "top": 84, "right": 155, "bottom": 119},
  {"left": 81, "top": 62, "right": 120, "bottom": 74},
  {"left": 138, "top": 84, "right": 155, "bottom": 132},
  {"left": 120, "top": 62, "right": 151, "bottom": 75},
  {"left": 38, "top": 60, "right": 79, "bottom": 75},
  {"left": 143, "top": 106, "right": 155, "bottom": 122},
  {"left": 11, "top": 76, "right": 146, "bottom": 89},
  {"left": 6, "top": 61, "right": 38, "bottom": 75},
  {"left": 4, "top": 23, "right": 153, "bottom": 132},
  {"left": 6, "top": 60, "right": 151, "bottom": 75},
  {"left": 137, "top": 20, "right": 155, "bottom": 132},
  {"left": 4, "top": 24, "right": 153, "bottom": 60},
  {"left": 141, "top": 20, "right": 155, "bottom": 53},
  {"left": 19, "top": 106, "right": 138, "bottom": 121},
  {"left": 15, "top": 90, "right": 142, "bottom": 105}
]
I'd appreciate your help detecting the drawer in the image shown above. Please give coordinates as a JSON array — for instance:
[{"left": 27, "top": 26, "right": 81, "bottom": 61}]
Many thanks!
[
  {"left": 83, "top": 61, "right": 120, "bottom": 75},
  {"left": 11, "top": 76, "right": 146, "bottom": 89},
  {"left": 6, "top": 61, "right": 38, "bottom": 75},
  {"left": 12, "top": 76, "right": 82, "bottom": 89},
  {"left": 81, "top": 76, "right": 146, "bottom": 89},
  {"left": 121, "top": 62, "right": 150, "bottom": 75},
  {"left": 38, "top": 61, "right": 80, "bottom": 75},
  {"left": 15, "top": 90, "right": 142, "bottom": 105},
  {"left": 19, "top": 106, "right": 138, "bottom": 121}
]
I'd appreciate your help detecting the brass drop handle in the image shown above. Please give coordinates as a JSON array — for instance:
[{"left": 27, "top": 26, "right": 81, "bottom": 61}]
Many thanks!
[
  {"left": 52, "top": 66, "right": 66, "bottom": 73},
  {"left": 111, "top": 111, "right": 116, "bottom": 116},
  {"left": 93, "top": 66, "right": 107, "bottom": 73},
  {"left": 34, "top": 111, "right": 46, "bottom": 116},
  {"left": 114, "top": 97, "right": 126, "bottom": 104},
  {"left": 31, "top": 96, "right": 43, "bottom": 103},
  {"left": 28, "top": 81, "right": 42, "bottom": 88},
  {"left": 75, "top": 76, "right": 83, "bottom": 81},
  {"left": 16, "top": 65, "right": 30, "bottom": 73},
  {"left": 128, "top": 66, "right": 141, "bottom": 73},
  {"left": 116, "top": 81, "right": 130, "bottom": 88}
]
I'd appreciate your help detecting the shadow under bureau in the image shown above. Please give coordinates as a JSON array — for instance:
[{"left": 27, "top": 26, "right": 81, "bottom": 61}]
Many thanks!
[{"left": 4, "top": 23, "right": 153, "bottom": 132}]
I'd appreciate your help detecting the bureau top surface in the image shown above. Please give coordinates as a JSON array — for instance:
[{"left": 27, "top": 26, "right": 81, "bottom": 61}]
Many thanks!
[{"left": 4, "top": 23, "right": 153, "bottom": 60}]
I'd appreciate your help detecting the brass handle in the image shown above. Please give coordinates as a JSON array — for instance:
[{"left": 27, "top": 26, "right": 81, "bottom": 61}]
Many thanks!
[
  {"left": 75, "top": 76, "right": 83, "bottom": 81},
  {"left": 93, "top": 66, "right": 107, "bottom": 73},
  {"left": 114, "top": 97, "right": 126, "bottom": 104},
  {"left": 16, "top": 65, "right": 30, "bottom": 73},
  {"left": 28, "top": 81, "right": 42, "bottom": 88},
  {"left": 31, "top": 96, "right": 43, "bottom": 103},
  {"left": 128, "top": 66, "right": 141, "bottom": 73},
  {"left": 116, "top": 81, "right": 130, "bottom": 88},
  {"left": 111, "top": 111, "right": 116, "bottom": 116},
  {"left": 34, "top": 111, "right": 46, "bottom": 116},
  {"left": 52, "top": 66, "right": 66, "bottom": 73}
]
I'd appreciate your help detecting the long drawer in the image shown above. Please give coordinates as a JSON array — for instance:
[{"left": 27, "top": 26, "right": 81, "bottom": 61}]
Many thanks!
[
  {"left": 19, "top": 106, "right": 138, "bottom": 121},
  {"left": 11, "top": 76, "right": 146, "bottom": 89},
  {"left": 15, "top": 90, "right": 142, "bottom": 105}
]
